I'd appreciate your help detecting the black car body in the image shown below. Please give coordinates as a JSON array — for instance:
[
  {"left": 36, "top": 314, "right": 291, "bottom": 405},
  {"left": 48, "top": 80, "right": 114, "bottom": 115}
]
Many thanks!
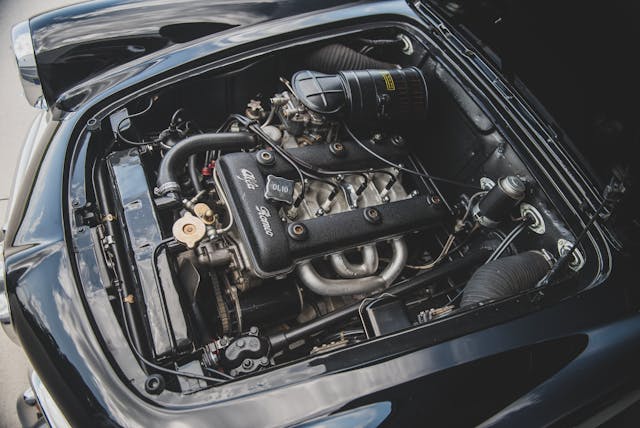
[{"left": 2, "top": 1, "right": 639, "bottom": 427}]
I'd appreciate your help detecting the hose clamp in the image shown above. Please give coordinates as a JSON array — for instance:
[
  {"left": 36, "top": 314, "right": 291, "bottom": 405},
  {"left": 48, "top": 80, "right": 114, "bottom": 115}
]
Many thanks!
[{"left": 155, "top": 181, "right": 180, "bottom": 196}]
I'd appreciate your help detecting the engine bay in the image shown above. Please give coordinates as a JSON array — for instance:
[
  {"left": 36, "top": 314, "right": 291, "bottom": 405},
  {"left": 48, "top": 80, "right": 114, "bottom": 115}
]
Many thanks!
[{"left": 84, "top": 29, "right": 604, "bottom": 393}]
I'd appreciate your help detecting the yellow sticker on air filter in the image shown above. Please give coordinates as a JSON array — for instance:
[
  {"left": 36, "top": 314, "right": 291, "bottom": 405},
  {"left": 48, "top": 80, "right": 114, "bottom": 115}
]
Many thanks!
[{"left": 382, "top": 71, "right": 395, "bottom": 91}]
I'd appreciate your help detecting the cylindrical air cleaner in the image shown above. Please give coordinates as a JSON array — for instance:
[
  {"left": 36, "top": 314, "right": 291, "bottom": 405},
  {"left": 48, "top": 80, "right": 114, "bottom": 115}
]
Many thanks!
[{"left": 291, "top": 67, "right": 428, "bottom": 127}]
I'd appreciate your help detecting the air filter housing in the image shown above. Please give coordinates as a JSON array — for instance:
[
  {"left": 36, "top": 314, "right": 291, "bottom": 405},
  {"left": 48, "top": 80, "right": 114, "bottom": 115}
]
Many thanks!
[{"left": 291, "top": 67, "right": 428, "bottom": 127}]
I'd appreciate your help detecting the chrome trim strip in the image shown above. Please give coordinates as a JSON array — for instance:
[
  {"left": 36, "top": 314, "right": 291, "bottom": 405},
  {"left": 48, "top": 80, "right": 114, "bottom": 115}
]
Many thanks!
[
  {"left": 10, "top": 20, "right": 47, "bottom": 109},
  {"left": 30, "top": 371, "right": 72, "bottom": 428},
  {"left": 0, "top": 241, "right": 18, "bottom": 345}
]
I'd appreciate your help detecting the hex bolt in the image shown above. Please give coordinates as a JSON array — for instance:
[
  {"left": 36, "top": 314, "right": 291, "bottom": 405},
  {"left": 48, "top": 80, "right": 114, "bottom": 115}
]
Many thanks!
[
  {"left": 364, "top": 207, "right": 382, "bottom": 224},
  {"left": 329, "top": 142, "right": 346, "bottom": 157},
  {"left": 288, "top": 222, "right": 309, "bottom": 240}
]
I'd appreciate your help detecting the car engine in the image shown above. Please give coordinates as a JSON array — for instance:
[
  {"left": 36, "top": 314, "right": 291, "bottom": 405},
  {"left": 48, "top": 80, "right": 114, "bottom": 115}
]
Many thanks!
[{"left": 91, "top": 35, "right": 592, "bottom": 390}]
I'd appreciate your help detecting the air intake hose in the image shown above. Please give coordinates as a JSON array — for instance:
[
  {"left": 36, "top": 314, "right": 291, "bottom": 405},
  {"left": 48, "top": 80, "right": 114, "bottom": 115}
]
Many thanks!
[
  {"left": 155, "top": 132, "right": 257, "bottom": 196},
  {"left": 305, "top": 43, "right": 397, "bottom": 73},
  {"left": 460, "top": 251, "right": 551, "bottom": 307}
]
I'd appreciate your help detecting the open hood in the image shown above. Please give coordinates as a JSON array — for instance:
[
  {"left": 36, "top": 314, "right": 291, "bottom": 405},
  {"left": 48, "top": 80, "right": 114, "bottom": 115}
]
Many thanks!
[{"left": 12, "top": 0, "right": 354, "bottom": 109}]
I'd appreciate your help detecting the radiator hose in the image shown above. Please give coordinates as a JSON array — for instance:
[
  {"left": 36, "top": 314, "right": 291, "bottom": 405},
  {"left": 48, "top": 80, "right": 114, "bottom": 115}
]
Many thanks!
[
  {"left": 460, "top": 251, "right": 551, "bottom": 307},
  {"left": 155, "top": 132, "right": 257, "bottom": 197}
]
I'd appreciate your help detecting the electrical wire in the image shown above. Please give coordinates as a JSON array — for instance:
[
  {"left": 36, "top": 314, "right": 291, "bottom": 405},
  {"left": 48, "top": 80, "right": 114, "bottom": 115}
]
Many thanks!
[
  {"left": 115, "top": 97, "right": 162, "bottom": 146},
  {"left": 343, "top": 123, "right": 483, "bottom": 191},
  {"left": 214, "top": 169, "right": 235, "bottom": 234},
  {"left": 447, "top": 223, "right": 479, "bottom": 256},
  {"left": 460, "top": 191, "right": 487, "bottom": 224},
  {"left": 170, "top": 107, "right": 185, "bottom": 126},
  {"left": 370, "top": 169, "right": 396, "bottom": 180},
  {"left": 405, "top": 234, "right": 457, "bottom": 270},
  {"left": 406, "top": 193, "right": 483, "bottom": 271},
  {"left": 447, "top": 288, "right": 465, "bottom": 305},
  {"left": 116, "top": 285, "right": 231, "bottom": 383},
  {"left": 241, "top": 119, "right": 308, "bottom": 197},
  {"left": 358, "top": 293, "right": 398, "bottom": 339},
  {"left": 485, "top": 221, "right": 529, "bottom": 263},
  {"left": 350, "top": 172, "right": 370, "bottom": 195},
  {"left": 146, "top": 238, "right": 234, "bottom": 382},
  {"left": 261, "top": 106, "right": 278, "bottom": 128},
  {"left": 229, "top": 115, "right": 403, "bottom": 202},
  {"left": 202, "top": 366, "right": 233, "bottom": 379},
  {"left": 430, "top": 221, "right": 528, "bottom": 307},
  {"left": 321, "top": 329, "right": 366, "bottom": 344}
]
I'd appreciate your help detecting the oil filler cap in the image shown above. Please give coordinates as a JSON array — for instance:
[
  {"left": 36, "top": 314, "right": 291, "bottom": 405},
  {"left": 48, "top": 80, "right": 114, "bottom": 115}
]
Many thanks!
[{"left": 264, "top": 175, "right": 295, "bottom": 204}]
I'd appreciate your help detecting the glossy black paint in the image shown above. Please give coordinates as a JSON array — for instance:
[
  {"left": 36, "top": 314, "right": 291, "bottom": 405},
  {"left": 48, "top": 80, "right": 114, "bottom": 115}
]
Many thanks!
[
  {"left": 3, "top": 0, "right": 638, "bottom": 427},
  {"left": 29, "top": 0, "right": 356, "bottom": 108}
]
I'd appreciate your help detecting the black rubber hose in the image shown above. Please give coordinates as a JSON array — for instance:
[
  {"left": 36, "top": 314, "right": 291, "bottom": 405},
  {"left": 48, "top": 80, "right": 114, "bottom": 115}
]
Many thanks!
[
  {"left": 156, "top": 132, "right": 257, "bottom": 196},
  {"left": 188, "top": 154, "right": 203, "bottom": 193},
  {"left": 305, "top": 44, "right": 397, "bottom": 73},
  {"left": 460, "top": 251, "right": 551, "bottom": 308},
  {"left": 358, "top": 37, "right": 404, "bottom": 47}
]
